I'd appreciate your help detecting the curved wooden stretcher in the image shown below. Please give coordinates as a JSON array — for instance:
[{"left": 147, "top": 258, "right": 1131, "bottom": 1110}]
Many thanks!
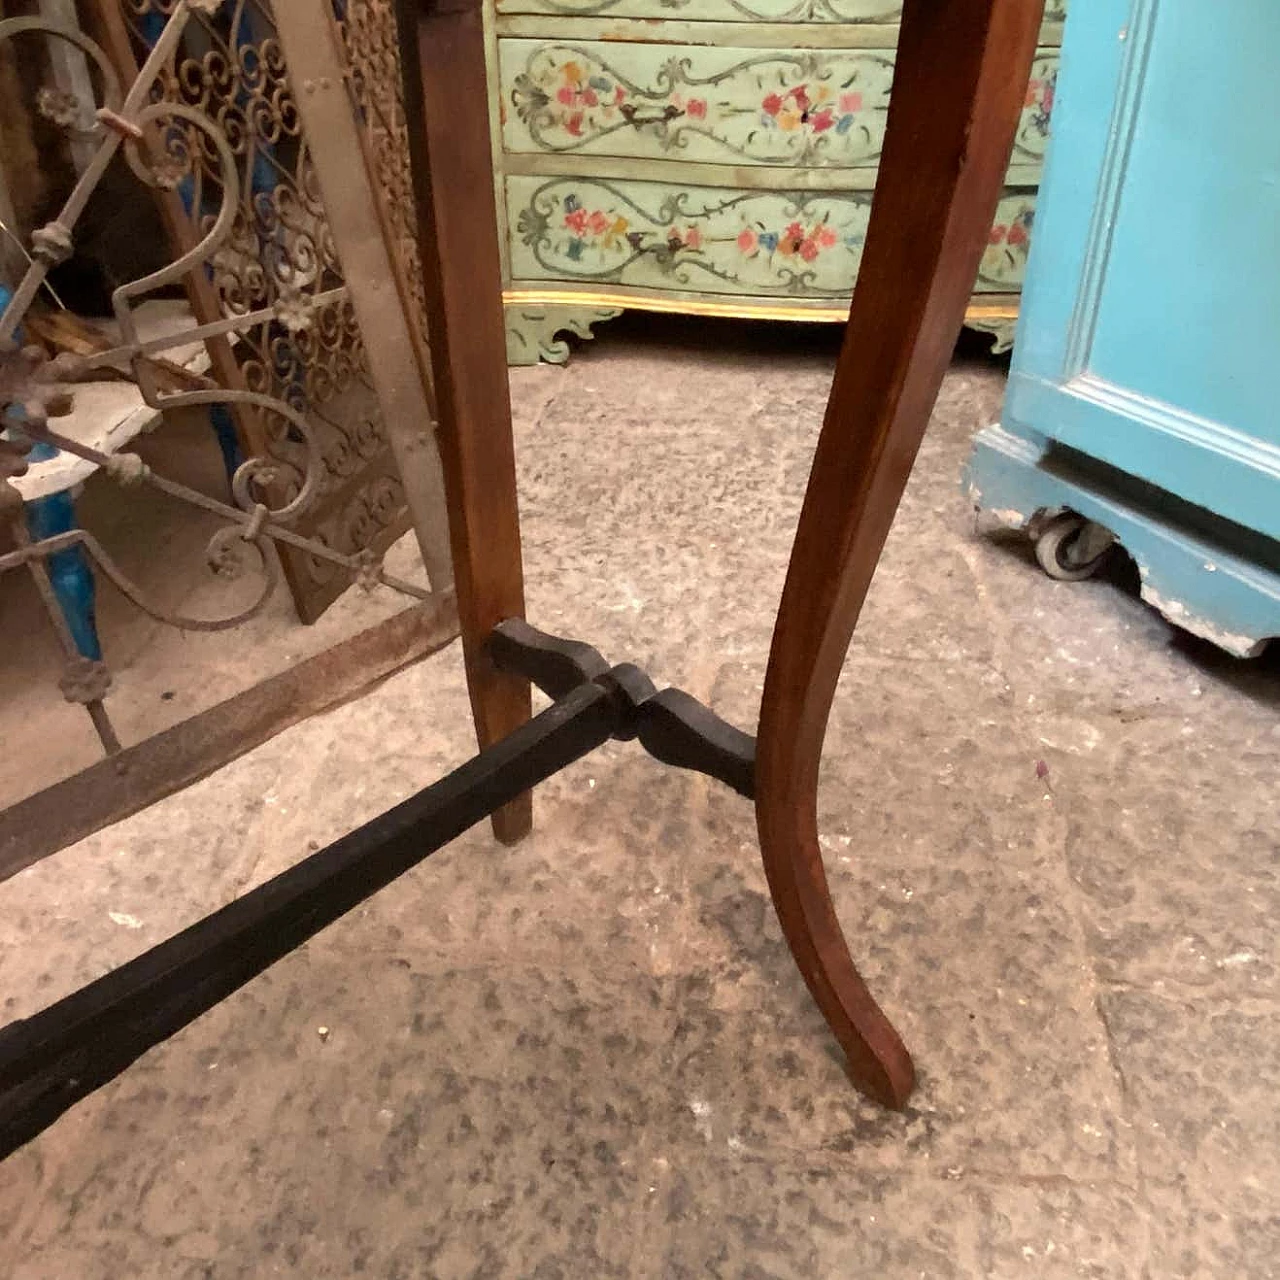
[{"left": 0, "top": 0, "right": 1043, "bottom": 1157}]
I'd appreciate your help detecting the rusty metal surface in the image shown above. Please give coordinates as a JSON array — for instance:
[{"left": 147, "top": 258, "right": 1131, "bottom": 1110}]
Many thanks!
[
  {"left": 0, "top": 0, "right": 453, "bottom": 779},
  {"left": 271, "top": 0, "right": 453, "bottom": 593},
  {"left": 93, "top": 0, "right": 446, "bottom": 621},
  {"left": 332, "top": 0, "right": 430, "bottom": 358},
  {"left": 0, "top": 595, "right": 458, "bottom": 882}
]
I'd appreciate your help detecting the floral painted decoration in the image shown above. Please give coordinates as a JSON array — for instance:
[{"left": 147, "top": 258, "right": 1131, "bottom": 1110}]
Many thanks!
[
  {"left": 550, "top": 59, "right": 627, "bottom": 137},
  {"left": 737, "top": 219, "right": 842, "bottom": 262},
  {"left": 517, "top": 173, "right": 1029, "bottom": 296},
  {"left": 510, "top": 48, "right": 889, "bottom": 165},
  {"left": 561, "top": 194, "right": 633, "bottom": 260},
  {"left": 988, "top": 206, "right": 1034, "bottom": 251},
  {"left": 759, "top": 84, "right": 863, "bottom": 135},
  {"left": 1024, "top": 69, "right": 1056, "bottom": 138},
  {"left": 550, "top": 188, "right": 858, "bottom": 277}
]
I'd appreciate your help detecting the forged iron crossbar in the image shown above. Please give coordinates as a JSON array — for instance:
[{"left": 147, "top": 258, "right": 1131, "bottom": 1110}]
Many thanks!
[{"left": 0, "top": 622, "right": 755, "bottom": 1160}]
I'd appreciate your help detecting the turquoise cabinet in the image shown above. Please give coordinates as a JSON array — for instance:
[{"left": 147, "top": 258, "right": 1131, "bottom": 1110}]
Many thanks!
[{"left": 966, "top": 0, "right": 1280, "bottom": 657}]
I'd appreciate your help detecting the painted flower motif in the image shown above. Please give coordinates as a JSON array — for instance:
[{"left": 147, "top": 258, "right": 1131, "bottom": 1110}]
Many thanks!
[
  {"left": 684, "top": 227, "right": 702, "bottom": 250},
  {"left": 685, "top": 98, "right": 707, "bottom": 120},
  {"left": 737, "top": 218, "right": 840, "bottom": 262},
  {"left": 784, "top": 221, "right": 806, "bottom": 253},
  {"left": 605, "top": 216, "right": 629, "bottom": 247},
  {"left": 761, "top": 83, "right": 863, "bottom": 137},
  {"left": 548, "top": 59, "right": 620, "bottom": 130},
  {"left": 563, "top": 197, "right": 630, "bottom": 252},
  {"left": 1030, "top": 71, "right": 1056, "bottom": 138},
  {"left": 988, "top": 209, "right": 1033, "bottom": 252}
]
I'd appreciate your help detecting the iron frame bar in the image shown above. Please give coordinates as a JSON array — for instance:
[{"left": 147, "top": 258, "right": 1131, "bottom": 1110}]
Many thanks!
[{"left": 0, "top": 620, "right": 756, "bottom": 1161}]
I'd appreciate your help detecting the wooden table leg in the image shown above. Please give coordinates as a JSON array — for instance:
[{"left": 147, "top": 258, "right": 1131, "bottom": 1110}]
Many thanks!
[
  {"left": 756, "top": 0, "right": 1045, "bottom": 1107},
  {"left": 397, "top": 0, "right": 532, "bottom": 843}
]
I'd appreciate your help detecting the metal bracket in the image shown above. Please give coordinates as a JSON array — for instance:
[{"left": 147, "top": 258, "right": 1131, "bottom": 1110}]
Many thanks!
[{"left": 488, "top": 619, "right": 755, "bottom": 798}]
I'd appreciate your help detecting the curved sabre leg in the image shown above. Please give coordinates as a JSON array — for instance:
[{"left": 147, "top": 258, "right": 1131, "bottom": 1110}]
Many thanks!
[
  {"left": 755, "top": 0, "right": 1045, "bottom": 1108},
  {"left": 758, "top": 791, "right": 916, "bottom": 1108}
]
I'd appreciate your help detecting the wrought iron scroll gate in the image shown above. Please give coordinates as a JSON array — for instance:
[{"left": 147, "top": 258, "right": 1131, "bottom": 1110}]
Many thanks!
[{"left": 0, "top": 0, "right": 456, "bottom": 862}]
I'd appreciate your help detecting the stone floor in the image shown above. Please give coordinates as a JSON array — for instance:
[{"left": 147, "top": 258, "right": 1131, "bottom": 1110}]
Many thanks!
[{"left": 1, "top": 316, "right": 1277, "bottom": 1278}]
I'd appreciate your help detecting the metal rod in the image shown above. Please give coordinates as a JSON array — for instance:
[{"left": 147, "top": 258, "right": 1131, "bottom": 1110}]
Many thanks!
[
  {"left": 0, "top": 679, "right": 620, "bottom": 1160},
  {"left": 7, "top": 510, "right": 122, "bottom": 756},
  {"left": 76, "top": 287, "right": 352, "bottom": 371},
  {"left": 0, "top": 449, "right": 435, "bottom": 626},
  {"left": 0, "top": 5, "right": 186, "bottom": 343}
]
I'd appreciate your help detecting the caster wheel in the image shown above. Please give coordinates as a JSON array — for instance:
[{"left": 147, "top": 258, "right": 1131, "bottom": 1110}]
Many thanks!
[{"left": 1034, "top": 514, "right": 1113, "bottom": 582}]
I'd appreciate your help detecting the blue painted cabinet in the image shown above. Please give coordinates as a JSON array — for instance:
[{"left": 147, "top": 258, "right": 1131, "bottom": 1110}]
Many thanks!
[{"left": 965, "top": 0, "right": 1280, "bottom": 657}]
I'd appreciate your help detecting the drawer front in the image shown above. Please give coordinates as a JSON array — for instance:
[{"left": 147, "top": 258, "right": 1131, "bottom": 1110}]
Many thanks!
[
  {"left": 501, "top": 41, "right": 1056, "bottom": 170},
  {"left": 508, "top": 175, "right": 1035, "bottom": 296},
  {"left": 495, "top": 0, "right": 1068, "bottom": 23},
  {"left": 496, "top": 0, "right": 904, "bottom": 22},
  {"left": 979, "top": 193, "right": 1036, "bottom": 292}
]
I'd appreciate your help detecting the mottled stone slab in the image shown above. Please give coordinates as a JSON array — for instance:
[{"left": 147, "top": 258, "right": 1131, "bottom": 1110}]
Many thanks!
[
  {"left": 647, "top": 1155, "right": 1146, "bottom": 1279},
  {"left": 1101, "top": 989, "right": 1280, "bottom": 1195},
  {"left": 9, "top": 957, "right": 676, "bottom": 1279}
]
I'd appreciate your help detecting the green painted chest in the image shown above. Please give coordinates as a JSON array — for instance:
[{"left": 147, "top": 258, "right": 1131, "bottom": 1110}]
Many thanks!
[{"left": 486, "top": 0, "right": 1066, "bottom": 362}]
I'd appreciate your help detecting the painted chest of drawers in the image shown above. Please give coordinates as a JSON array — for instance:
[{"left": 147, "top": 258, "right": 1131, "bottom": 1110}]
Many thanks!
[{"left": 485, "top": 0, "right": 1067, "bottom": 363}]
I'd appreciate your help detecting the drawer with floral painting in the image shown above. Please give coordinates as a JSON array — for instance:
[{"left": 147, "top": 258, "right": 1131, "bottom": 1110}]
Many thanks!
[
  {"left": 485, "top": 1, "right": 1067, "bottom": 362},
  {"left": 495, "top": 0, "right": 1068, "bottom": 25},
  {"left": 500, "top": 41, "right": 1058, "bottom": 173},
  {"left": 507, "top": 175, "right": 1037, "bottom": 298}
]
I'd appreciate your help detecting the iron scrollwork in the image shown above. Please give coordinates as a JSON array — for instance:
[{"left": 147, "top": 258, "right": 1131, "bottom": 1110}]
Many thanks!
[{"left": 0, "top": 0, "right": 440, "bottom": 760}]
